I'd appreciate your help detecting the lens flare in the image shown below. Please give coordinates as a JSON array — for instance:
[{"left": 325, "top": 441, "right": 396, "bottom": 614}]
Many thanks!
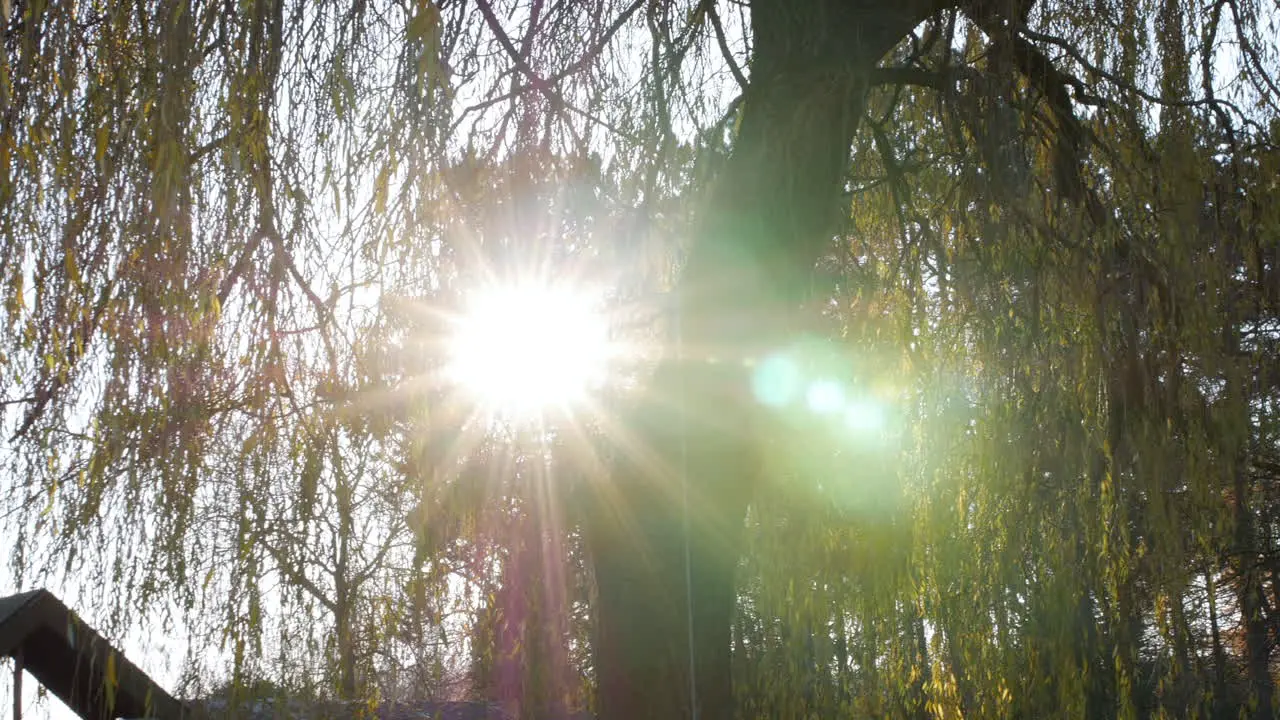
[
  {"left": 844, "top": 398, "right": 887, "bottom": 432},
  {"left": 806, "top": 379, "right": 846, "bottom": 415},
  {"left": 752, "top": 354, "right": 803, "bottom": 407}
]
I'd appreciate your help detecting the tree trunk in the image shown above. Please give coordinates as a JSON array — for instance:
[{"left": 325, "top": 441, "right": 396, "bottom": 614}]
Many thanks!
[
  {"left": 1234, "top": 476, "right": 1274, "bottom": 720},
  {"left": 335, "top": 530, "right": 359, "bottom": 700},
  {"left": 1222, "top": 228, "right": 1273, "bottom": 720},
  {"left": 334, "top": 437, "right": 359, "bottom": 701},
  {"left": 909, "top": 611, "right": 931, "bottom": 720},
  {"left": 1168, "top": 585, "right": 1197, "bottom": 720},
  {"left": 834, "top": 606, "right": 851, "bottom": 710},
  {"left": 1205, "top": 567, "right": 1229, "bottom": 719},
  {"left": 586, "top": 2, "right": 943, "bottom": 719},
  {"left": 335, "top": 575, "right": 358, "bottom": 700}
]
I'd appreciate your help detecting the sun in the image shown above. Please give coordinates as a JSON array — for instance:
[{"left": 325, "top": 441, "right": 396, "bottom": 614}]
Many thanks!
[{"left": 445, "top": 281, "right": 613, "bottom": 418}]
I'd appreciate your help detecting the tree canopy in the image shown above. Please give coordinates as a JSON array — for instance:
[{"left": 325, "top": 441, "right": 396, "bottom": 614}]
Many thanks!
[{"left": 3, "top": 0, "right": 1280, "bottom": 718}]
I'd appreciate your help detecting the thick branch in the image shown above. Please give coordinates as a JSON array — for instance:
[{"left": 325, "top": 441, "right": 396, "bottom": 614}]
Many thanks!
[{"left": 870, "top": 65, "right": 973, "bottom": 89}]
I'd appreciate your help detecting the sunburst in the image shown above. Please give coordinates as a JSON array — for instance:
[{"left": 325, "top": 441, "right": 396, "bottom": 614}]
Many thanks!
[{"left": 444, "top": 280, "right": 616, "bottom": 421}]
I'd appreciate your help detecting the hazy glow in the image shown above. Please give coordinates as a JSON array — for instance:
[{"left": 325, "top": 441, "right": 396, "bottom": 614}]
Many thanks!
[
  {"left": 845, "top": 399, "right": 887, "bottom": 432},
  {"left": 806, "top": 379, "right": 846, "bottom": 415},
  {"left": 447, "top": 282, "right": 611, "bottom": 417}
]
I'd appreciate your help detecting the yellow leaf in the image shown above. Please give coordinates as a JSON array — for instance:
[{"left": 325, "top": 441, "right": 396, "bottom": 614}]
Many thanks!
[
  {"left": 407, "top": 1, "right": 440, "bottom": 41},
  {"left": 105, "top": 651, "right": 119, "bottom": 710},
  {"left": 373, "top": 164, "right": 392, "bottom": 214},
  {"left": 65, "top": 251, "right": 80, "bottom": 286},
  {"left": 95, "top": 124, "right": 108, "bottom": 166}
]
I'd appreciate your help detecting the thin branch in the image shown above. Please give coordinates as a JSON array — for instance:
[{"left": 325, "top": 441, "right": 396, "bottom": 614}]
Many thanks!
[
  {"left": 217, "top": 228, "right": 267, "bottom": 307},
  {"left": 190, "top": 133, "right": 228, "bottom": 163},
  {"left": 471, "top": 0, "right": 650, "bottom": 146},
  {"left": 474, "top": 0, "right": 555, "bottom": 99},
  {"left": 258, "top": 532, "right": 339, "bottom": 614},
  {"left": 12, "top": 276, "right": 117, "bottom": 441},
  {"left": 546, "top": 0, "right": 646, "bottom": 85},
  {"left": 964, "top": 9, "right": 1106, "bottom": 223},
  {"left": 705, "top": 1, "right": 747, "bottom": 90},
  {"left": 868, "top": 118, "right": 915, "bottom": 240},
  {"left": 0, "top": 395, "right": 37, "bottom": 407},
  {"left": 353, "top": 531, "right": 405, "bottom": 587},
  {"left": 1224, "top": 0, "right": 1280, "bottom": 114},
  {"left": 454, "top": 0, "right": 645, "bottom": 141},
  {"left": 267, "top": 231, "right": 332, "bottom": 321}
]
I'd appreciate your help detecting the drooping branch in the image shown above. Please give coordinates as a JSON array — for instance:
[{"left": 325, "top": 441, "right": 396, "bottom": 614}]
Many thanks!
[
  {"left": 11, "top": 277, "right": 117, "bottom": 441},
  {"left": 960, "top": 5, "right": 1106, "bottom": 222},
  {"left": 1017, "top": 25, "right": 1248, "bottom": 120},
  {"left": 474, "top": 0, "right": 553, "bottom": 95},
  {"left": 703, "top": 0, "right": 747, "bottom": 90}
]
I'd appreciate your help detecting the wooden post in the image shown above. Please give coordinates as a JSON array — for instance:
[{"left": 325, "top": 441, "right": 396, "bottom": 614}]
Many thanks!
[{"left": 13, "top": 648, "right": 23, "bottom": 720}]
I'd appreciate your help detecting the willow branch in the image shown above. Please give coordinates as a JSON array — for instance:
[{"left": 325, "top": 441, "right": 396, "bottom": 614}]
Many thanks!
[
  {"left": 1224, "top": 0, "right": 1280, "bottom": 113},
  {"left": 190, "top": 133, "right": 228, "bottom": 163},
  {"left": 1017, "top": 26, "right": 1247, "bottom": 118},
  {"left": 474, "top": 0, "right": 554, "bottom": 98},
  {"left": 259, "top": 531, "right": 339, "bottom": 613},
  {"left": 705, "top": 1, "right": 747, "bottom": 90},
  {"left": 12, "top": 277, "right": 117, "bottom": 441},
  {"left": 548, "top": 0, "right": 645, "bottom": 84}
]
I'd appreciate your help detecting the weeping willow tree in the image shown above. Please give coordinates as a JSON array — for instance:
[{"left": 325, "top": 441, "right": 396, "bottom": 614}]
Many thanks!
[
  {"left": 728, "top": 4, "right": 1280, "bottom": 719},
  {"left": 3, "top": 0, "right": 1280, "bottom": 718}
]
